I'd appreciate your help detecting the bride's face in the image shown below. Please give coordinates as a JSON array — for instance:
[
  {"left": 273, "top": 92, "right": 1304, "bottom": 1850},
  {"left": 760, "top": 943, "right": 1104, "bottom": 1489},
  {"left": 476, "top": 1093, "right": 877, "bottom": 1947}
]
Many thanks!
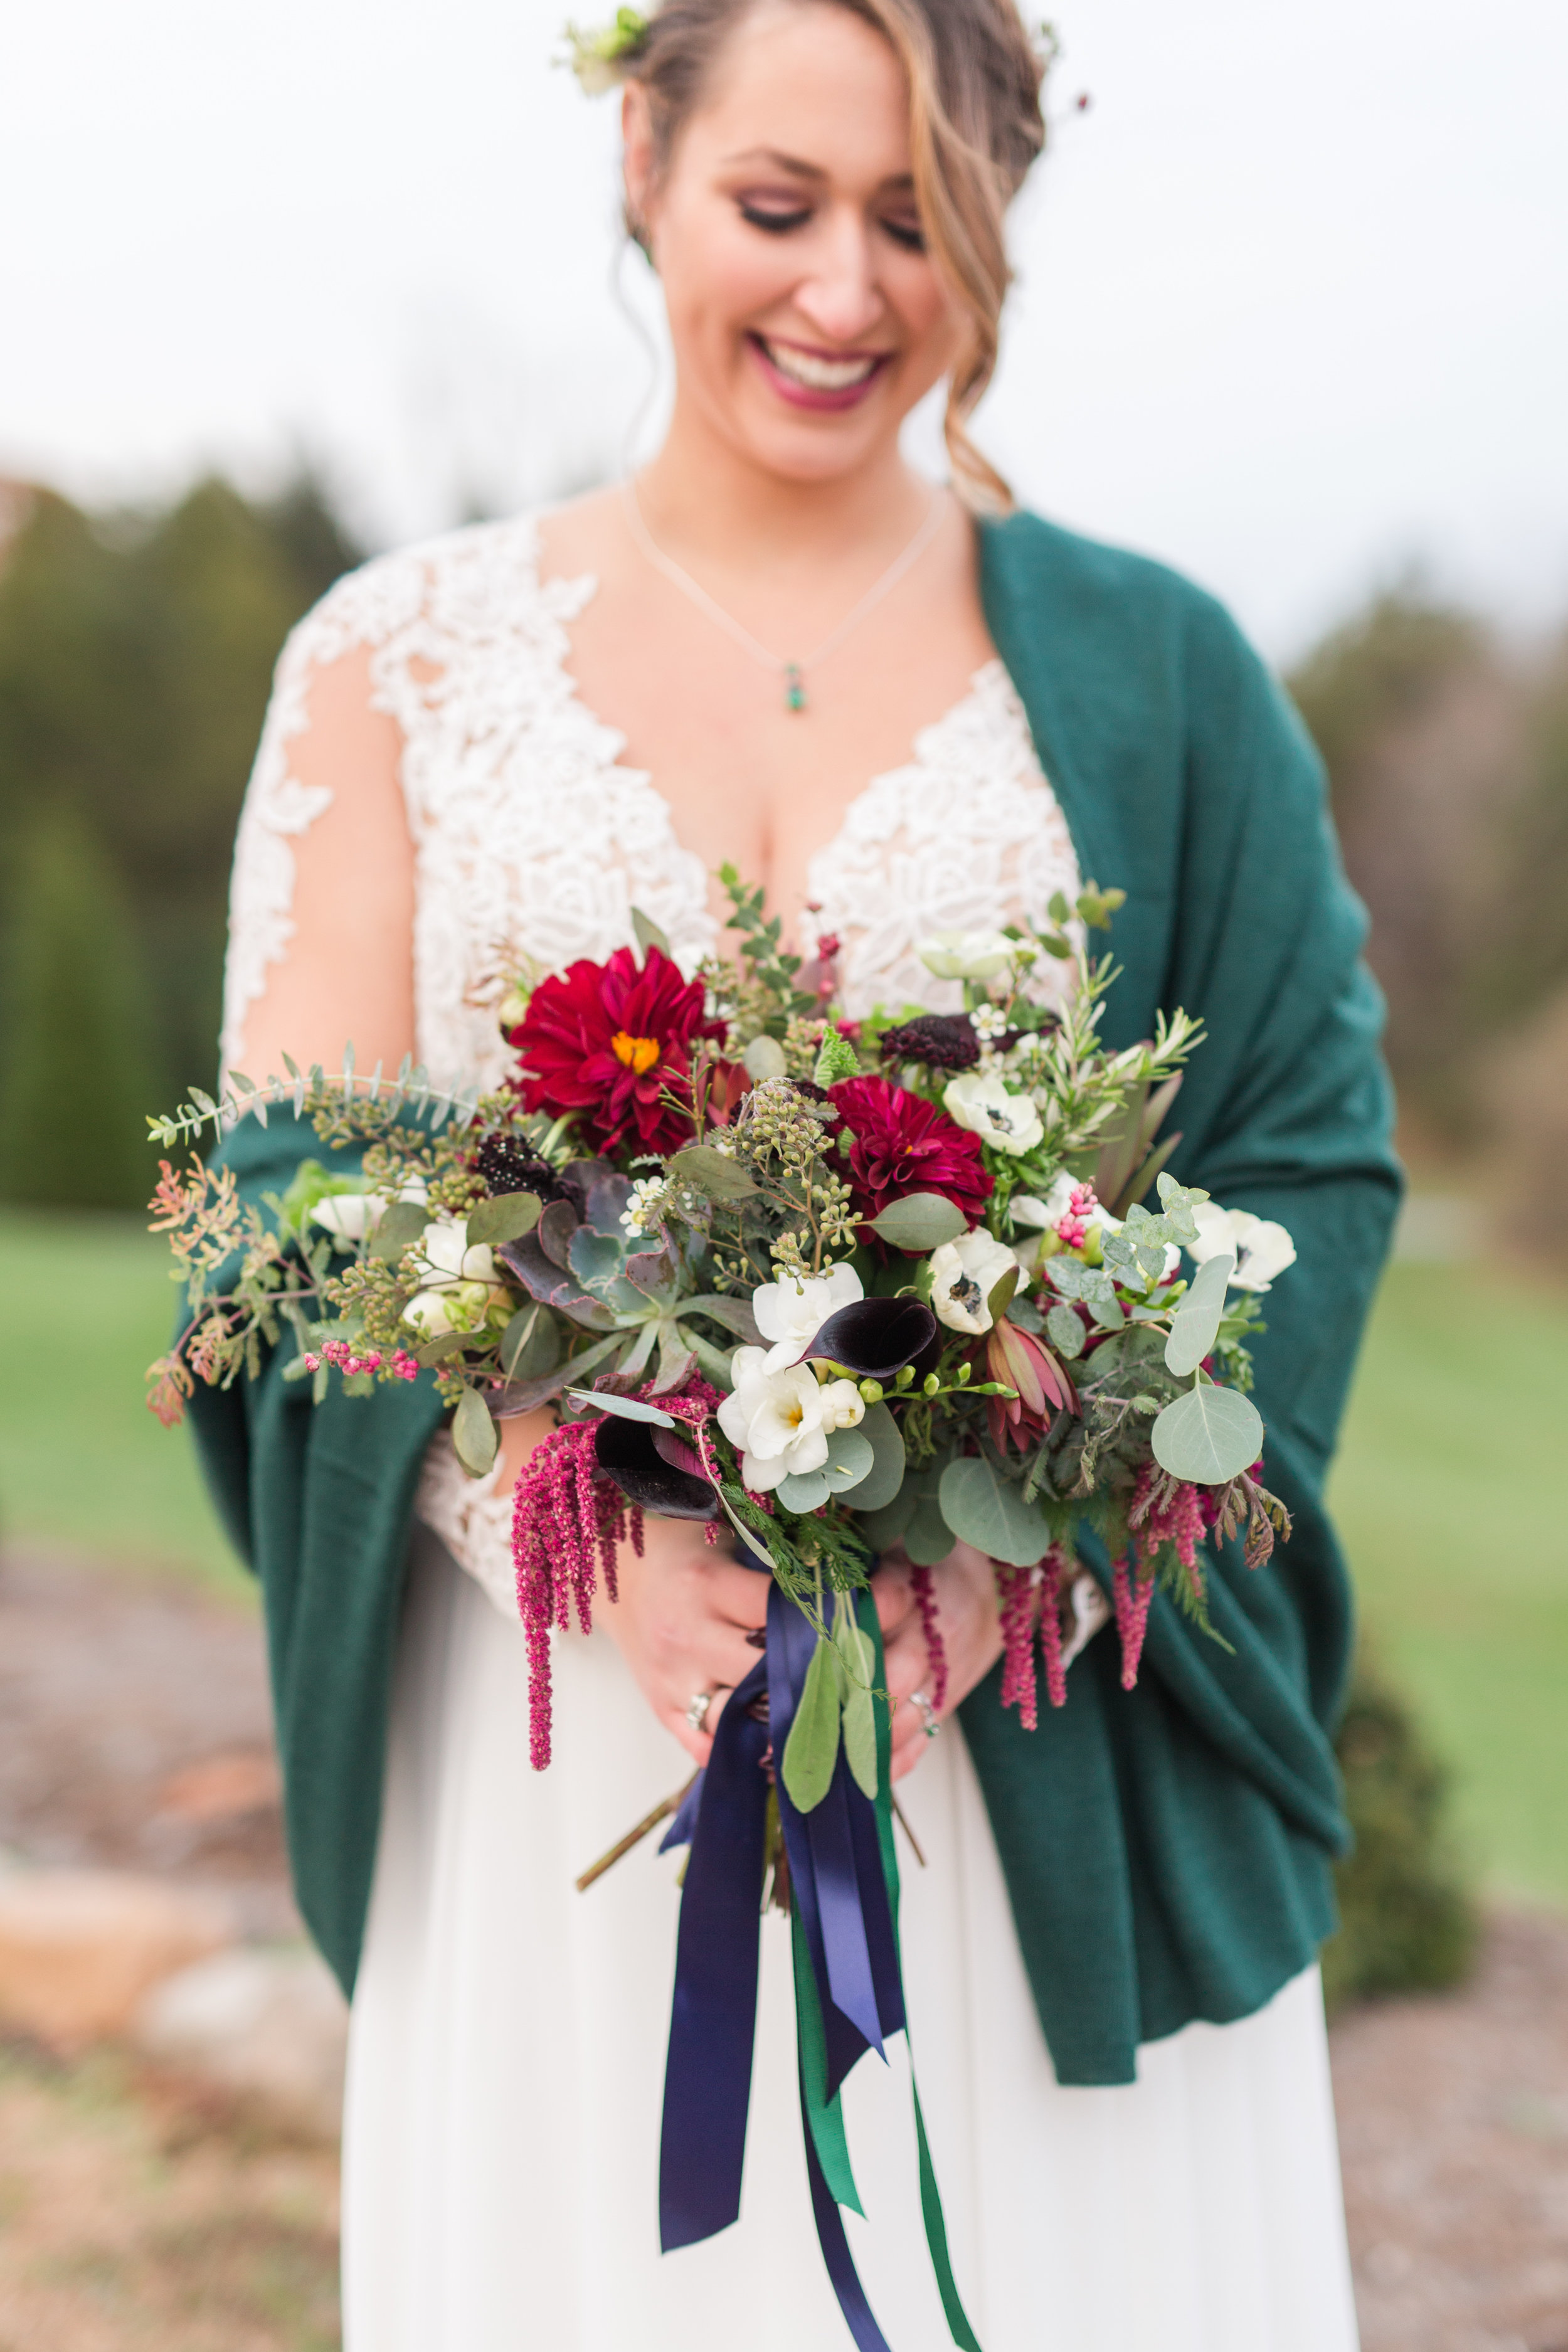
[{"left": 625, "top": 1, "right": 963, "bottom": 484}]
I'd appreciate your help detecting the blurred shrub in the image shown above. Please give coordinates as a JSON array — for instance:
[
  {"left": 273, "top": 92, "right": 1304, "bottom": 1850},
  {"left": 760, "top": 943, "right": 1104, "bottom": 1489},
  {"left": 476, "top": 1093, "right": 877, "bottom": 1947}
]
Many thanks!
[
  {"left": 0, "top": 474, "right": 361, "bottom": 1208},
  {"left": 0, "top": 813, "right": 160, "bottom": 1207},
  {"left": 1324, "top": 1652, "right": 1480, "bottom": 2011}
]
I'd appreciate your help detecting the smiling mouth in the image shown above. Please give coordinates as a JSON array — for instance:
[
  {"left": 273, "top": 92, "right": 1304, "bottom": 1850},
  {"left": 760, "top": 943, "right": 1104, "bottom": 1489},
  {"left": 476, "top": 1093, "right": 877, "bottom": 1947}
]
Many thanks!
[{"left": 750, "top": 334, "right": 891, "bottom": 396}]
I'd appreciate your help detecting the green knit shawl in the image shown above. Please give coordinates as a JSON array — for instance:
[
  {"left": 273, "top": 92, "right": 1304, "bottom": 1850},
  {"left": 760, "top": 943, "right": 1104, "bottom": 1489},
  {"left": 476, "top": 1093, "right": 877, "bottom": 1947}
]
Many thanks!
[{"left": 188, "top": 509, "right": 1401, "bottom": 2085}]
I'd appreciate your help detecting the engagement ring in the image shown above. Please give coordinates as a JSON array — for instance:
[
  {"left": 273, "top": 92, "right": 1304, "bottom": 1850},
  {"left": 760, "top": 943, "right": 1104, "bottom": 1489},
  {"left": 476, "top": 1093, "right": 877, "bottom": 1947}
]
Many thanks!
[
  {"left": 685, "top": 1691, "right": 714, "bottom": 1733},
  {"left": 909, "top": 1690, "right": 940, "bottom": 1739}
]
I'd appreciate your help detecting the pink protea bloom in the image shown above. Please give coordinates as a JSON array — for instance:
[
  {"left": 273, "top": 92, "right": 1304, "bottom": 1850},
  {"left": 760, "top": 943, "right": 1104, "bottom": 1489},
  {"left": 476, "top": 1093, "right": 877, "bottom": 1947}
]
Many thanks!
[{"left": 985, "top": 1319, "right": 1078, "bottom": 1454}]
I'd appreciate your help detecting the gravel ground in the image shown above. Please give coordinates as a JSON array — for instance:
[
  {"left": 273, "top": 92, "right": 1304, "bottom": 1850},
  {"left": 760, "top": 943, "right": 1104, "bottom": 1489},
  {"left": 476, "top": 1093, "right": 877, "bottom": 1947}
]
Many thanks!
[{"left": 2, "top": 1542, "right": 1566, "bottom": 2352}]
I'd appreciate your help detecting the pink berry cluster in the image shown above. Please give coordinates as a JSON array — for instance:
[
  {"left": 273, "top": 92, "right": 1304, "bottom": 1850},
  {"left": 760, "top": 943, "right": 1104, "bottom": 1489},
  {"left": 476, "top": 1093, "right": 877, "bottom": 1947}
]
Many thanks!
[
  {"left": 1052, "top": 1181, "right": 1100, "bottom": 1250},
  {"left": 302, "top": 1338, "right": 419, "bottom": 1381}
]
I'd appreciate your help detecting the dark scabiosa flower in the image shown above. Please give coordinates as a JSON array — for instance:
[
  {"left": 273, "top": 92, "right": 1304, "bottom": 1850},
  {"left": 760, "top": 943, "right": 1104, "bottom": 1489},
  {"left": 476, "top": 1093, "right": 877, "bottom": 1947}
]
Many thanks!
[
  {"left": 509, "top": 944, "right": 725, "bottom": 1159},
  {"left": 828, "top": 1074, "right": 993, "bottom": 1227},
  {"left": 877, "top": 1014, "right": 982, "bottom": 1072},
  {"left": 470, "top": 1135, "right": 567, "bottom": 1202}
]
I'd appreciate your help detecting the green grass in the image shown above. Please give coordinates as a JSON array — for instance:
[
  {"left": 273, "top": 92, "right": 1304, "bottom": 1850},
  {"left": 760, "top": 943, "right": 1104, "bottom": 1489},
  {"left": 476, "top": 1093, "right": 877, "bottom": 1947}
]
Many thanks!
[
  {"left": 1330, "top": 1258, "right": 1568, "bottom": 1905},
  {"left": 1, "top": 1210, "right": 1564, "bottom": 1899},
  {"left": 0, "top": 1207, "right": 241, "bottom": 1589}
]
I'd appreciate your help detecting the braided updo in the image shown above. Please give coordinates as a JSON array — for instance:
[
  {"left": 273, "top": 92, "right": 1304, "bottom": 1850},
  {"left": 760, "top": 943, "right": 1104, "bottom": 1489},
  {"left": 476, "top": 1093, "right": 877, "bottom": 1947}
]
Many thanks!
[{"left": 600, "top": 0, "right": 1051, "bottom": 511}]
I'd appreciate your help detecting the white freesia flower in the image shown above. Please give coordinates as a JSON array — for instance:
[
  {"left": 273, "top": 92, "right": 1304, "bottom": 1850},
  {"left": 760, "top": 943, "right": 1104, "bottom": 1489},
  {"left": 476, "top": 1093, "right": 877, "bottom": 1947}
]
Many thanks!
[
  {"left": 942, "top": 1070, "right": 1044, "bottom": 1157},
  {"left": 399, "top": 1214, "right": 504, "bottom": 1337},
  {"left": 716, "top": 1350, "right": 862, "bottom": 1491},
  {"left": 918, "top": 928, "right": 1017, "bottom": 982},
  {"left": 310, "top": 1174, "right": 428, "bottom": 1246},
  {"left": 929, "top": 1229, "right": 1017, "bottom": 1334},
  {"left": 311, "top": 1190, "right": 383, "bottom": 1244},
  {"left": 1187, "top": 1203, "right": 1298, "bottom": 1293},
  {"left": 751, "top": 1262, "right": 863, "bottom": 1372}
]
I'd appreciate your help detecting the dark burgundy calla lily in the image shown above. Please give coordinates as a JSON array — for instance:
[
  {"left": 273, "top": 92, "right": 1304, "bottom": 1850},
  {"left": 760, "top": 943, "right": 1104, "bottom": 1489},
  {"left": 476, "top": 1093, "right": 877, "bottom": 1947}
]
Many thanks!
[
  {"left": 594, "top": 1414, "right": 716, "bottom": 1520},
  {"left": 806, "top": 1296, "right": 939, "bottom": 1380}
]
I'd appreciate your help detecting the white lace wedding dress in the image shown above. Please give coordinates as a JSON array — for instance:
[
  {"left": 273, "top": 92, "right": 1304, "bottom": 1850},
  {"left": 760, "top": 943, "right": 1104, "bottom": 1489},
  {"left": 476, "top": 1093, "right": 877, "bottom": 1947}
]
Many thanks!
[{"left": 223, "top": 514, "right": 1361, "bottom": 2352}]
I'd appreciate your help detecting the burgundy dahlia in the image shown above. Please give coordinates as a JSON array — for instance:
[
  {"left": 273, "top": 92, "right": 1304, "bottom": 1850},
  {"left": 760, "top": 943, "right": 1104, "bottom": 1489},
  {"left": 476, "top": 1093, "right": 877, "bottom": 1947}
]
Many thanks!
[
  {"left": 509, "top": 944, "right": 724, "bottom": 1158},
  {"left": 828, "top": 1074, "right": 992, "bottom": 1227}
]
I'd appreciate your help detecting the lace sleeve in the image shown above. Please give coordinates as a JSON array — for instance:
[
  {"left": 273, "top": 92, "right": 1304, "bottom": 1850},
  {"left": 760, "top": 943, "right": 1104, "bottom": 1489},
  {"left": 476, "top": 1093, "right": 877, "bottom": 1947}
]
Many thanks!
[{"left": 218, "top": 551, "right": 429, "bottom": 1076}]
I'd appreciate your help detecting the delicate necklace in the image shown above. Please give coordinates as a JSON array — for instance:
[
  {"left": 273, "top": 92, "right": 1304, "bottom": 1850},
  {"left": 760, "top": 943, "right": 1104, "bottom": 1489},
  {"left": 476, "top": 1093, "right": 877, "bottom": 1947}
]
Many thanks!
[{"left": 621, "top": 478, "right": 946, "bottom": 714}]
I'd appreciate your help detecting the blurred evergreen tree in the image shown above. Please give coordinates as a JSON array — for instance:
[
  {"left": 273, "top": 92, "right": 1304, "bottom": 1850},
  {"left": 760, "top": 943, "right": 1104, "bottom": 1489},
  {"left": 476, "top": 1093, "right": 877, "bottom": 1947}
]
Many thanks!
[
  {"left": 0, "top": 472, "right": 362, "bottom": 1206},
  {"left": 1324, "top": 1653, "right": 1479, "bottom": 2011},
  {"left": 0, "top": 813, "right": 161, "bottom": 1207}
]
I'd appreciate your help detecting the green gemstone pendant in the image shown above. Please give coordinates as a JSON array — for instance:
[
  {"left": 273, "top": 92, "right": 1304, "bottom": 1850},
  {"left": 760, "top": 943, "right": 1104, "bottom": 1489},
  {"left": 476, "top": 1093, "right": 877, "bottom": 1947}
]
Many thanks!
[{"left": 783, "top": 663, "right": 807, "bottom": 713}]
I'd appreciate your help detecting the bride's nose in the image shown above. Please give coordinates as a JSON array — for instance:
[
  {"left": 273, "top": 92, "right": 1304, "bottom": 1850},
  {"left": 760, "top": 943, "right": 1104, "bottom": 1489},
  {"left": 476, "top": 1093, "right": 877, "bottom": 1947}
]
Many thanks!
[{"left": 790, "top": 211, "right": 885, "bottom": 345}]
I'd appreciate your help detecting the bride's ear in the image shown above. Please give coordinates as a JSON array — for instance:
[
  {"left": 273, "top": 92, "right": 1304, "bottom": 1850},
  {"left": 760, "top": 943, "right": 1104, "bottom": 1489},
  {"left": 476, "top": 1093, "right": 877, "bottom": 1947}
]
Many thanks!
[{"left": 622, "top": 85, "right": 658, "bottom": 263}]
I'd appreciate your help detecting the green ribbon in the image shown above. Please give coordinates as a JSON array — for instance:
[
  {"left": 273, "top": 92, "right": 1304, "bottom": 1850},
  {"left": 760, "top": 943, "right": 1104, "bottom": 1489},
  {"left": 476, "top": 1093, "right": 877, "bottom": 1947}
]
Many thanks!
[{"left": 790, "top": 1590, "right": 983, "bottom": 2352}]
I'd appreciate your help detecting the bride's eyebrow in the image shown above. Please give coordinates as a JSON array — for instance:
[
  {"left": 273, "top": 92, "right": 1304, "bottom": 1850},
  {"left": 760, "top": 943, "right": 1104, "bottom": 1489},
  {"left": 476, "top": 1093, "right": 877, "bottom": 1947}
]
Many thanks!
[
  {"left": 721, "top": 146, "right": 827, "bottom": 177},
  {"left": 720, "top": 147, "right": 918, "bottom": 199}
]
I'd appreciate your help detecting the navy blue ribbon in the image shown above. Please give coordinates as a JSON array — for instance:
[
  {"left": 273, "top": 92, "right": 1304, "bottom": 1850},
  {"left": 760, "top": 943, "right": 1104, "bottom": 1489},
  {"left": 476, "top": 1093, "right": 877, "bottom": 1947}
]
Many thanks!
[
  {"left": 657, "top": 1651, "right": 770, "bottom": 2252},
  {"left": 657, "top": 1587, "right": 903, "bottom": 2336}
]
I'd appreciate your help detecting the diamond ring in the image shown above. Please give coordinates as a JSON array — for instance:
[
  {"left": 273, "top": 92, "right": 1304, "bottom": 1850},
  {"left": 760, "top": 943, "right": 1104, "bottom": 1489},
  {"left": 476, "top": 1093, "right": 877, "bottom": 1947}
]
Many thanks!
[
  {"left": 909, "top": 1690, "right": 940, "bottom": 1739},
  {"left": 685, "top": 1691, "right": 714, "bottom": 1733}
]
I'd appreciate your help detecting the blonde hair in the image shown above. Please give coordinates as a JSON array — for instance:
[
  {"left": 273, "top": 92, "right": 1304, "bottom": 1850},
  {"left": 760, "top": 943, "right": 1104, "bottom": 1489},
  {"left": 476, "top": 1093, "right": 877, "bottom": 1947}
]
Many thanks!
[{"left": 613, "top": 0, "right": 1049, "bottom": 510}]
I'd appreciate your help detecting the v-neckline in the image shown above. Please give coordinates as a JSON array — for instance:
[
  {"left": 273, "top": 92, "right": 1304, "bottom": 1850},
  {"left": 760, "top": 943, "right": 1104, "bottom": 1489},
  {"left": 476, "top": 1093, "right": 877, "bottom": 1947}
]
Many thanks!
[{"left": 526, "top": 517, "right": 1009, "bottom": 903}]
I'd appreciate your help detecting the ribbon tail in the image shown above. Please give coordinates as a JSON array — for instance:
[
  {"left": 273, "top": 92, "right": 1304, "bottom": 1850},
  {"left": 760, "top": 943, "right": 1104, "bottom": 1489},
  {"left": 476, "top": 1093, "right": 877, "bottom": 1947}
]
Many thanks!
[
  {"left": 658, "top": 1658, "right": 769, "bottom": 2251},
  {"left": 800, "top": 2058, "right": 896, "bottom": 2352},
  {"left": 792, "top": 1903, "right": 863, "bottom": 2215}
]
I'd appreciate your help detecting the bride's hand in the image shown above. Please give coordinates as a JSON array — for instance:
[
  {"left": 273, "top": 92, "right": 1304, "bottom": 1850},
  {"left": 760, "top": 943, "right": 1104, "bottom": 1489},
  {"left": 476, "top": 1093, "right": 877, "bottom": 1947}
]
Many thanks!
[
  {"left": 871, "top": 1543, "right": 1002, "bottom": 1783},
  {"left": 593, "top": 1516, "right": 770, "bottom": 1767}
]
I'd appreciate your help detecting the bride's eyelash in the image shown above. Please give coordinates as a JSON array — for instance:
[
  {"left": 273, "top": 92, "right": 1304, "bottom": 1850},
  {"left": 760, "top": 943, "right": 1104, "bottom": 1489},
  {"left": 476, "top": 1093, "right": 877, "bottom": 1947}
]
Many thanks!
[
  {"left": 738, "top": 202, "right": 812, "bottom": 234},
  {"left": 736, "top": 202, "right": 926, "bottom": 254}
]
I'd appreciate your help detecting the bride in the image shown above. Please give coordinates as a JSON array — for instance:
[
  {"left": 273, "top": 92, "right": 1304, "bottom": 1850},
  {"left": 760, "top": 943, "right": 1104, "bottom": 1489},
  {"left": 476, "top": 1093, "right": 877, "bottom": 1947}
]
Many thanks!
[{"left": 211, "top": 0, "right": 1398, "bottom": 2342}]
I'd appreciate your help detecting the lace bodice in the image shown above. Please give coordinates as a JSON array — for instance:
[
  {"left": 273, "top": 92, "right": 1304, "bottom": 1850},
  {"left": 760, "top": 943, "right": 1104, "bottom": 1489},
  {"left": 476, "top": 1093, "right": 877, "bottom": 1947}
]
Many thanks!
[{"left": 222, "top": 508, "right": 1085, "bottom": 1614}]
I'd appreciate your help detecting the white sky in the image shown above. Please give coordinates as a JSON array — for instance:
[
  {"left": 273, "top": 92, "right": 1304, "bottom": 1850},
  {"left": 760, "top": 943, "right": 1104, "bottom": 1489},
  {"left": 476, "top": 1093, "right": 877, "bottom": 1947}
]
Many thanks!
[{"left": 4, "top": 0, "right": 1565, "bottom": 656}]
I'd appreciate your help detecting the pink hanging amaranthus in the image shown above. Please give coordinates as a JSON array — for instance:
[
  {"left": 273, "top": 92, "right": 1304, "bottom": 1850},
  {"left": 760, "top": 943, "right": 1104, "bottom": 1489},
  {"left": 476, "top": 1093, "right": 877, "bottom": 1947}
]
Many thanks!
[
  {"left": 1115, "top": 1461, "right": 1208, "bottom": 1688},
  {"left": 908, "top": 1560, "right": 949, "bottom": 1712},
  {"left": 511, "top": 1377, "right": 723, "bottom": 1771},
  {"left": 512, "top": 1420, "right": 638, "bottom": 1772},
  {"left": 997, "top": 1543, "right": 1076, "bottom": 1728}
]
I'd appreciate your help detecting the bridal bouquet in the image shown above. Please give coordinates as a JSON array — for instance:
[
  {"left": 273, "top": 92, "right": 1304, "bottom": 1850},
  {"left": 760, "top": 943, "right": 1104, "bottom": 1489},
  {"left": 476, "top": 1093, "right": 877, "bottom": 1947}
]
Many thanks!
[
  {"left": 148, "top": 869, "right": 1296, "bottom": 2348},
  {"left": 148, "top": 867, "right": 1295, "bottom": 1803}
]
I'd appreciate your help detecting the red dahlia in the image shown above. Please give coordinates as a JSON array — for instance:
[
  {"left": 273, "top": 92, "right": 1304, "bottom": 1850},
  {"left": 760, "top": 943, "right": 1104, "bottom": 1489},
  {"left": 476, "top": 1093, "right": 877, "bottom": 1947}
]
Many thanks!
[
  {"left": 828, "top": 1074, "right": 993, "bottom": 1229},
  {"left": 509, "top": 944, "right": 724, "bottom": 1158}
]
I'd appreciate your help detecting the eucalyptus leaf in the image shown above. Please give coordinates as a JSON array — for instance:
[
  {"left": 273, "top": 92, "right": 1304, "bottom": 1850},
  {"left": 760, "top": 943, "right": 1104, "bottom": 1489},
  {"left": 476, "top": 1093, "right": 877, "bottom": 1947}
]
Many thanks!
[
  {"left": 1163, "top": 1251, "right": 1234, "bottom": 1377},
  {"left": 631, "top": 905, "right": 670, "bottom": 959},
  {"left": 1150, "top": 1381, "right": 1264, "bottom": 1484},
  {"left": 776, "top": 1425, "right": 874, "bottom": 1511},
  {"left": 466, "top": 1191, "right": 543, "bottom": 1248},
  {"left": 938, "top": 1455, "right": 1051, "bottom": 1569},
  {"left": 850, "top": 1402, "right": 906, "bottom": 1512},
  {"left": 743, "top": 1034, "right": 788, "bottom": 1081},
  {"left": 781, "top": 1636, "right": 842, "bottom": 1813},
  {"left": 682, "top": 1293, "right": 762, "bottom": 1343},
  {"left": 903, "top": 1496, "right": 956, "bottom": 1566},
  {"left": 856, "top": 1486, "right": 916, "bottom": 1552},
  {"left": 669, "top": 1144, "right": 759, "bottom": 1202},
  {"left": 369, "top": 1200, "right": 428, "bottom": 1263},
  {"left": 452, "top": 1385, "right": 500, "bottom": 1476},
  {"left": 501, "top": 1305, "right": 559, "bottom": 1381},
  {"left": 565, "top": 1389, "right": 677, "bottom": 1427},
  {"left": 986, "top": 1263, "right": 1020, "bottom": 1323},
  {"left": 842, "top": 1682, "right": 878, "bottom": 1800},
  {"left": 867, "top": 1192, "right": 968, "bottom": 1251},
  {"left": 775, "top": 1466, "right": 833, "bottom": 1511},
  {"left": 834, "top": 1618, "right": 876, "bottom": 1690},
  {"left": 1045, "top": 1301, "right": 1086, "bottom": 1359}
]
